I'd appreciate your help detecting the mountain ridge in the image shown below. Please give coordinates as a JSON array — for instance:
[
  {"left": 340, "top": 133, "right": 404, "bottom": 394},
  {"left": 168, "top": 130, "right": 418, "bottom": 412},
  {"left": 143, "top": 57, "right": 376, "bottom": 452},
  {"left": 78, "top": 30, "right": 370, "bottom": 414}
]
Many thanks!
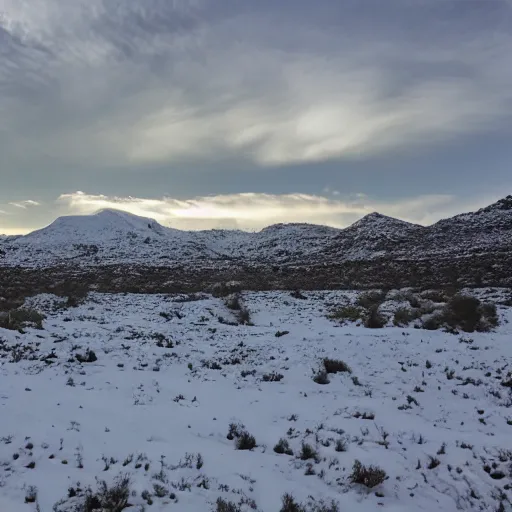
[{"left": 1, "top": 197, "right": 511, "bottom": 273}]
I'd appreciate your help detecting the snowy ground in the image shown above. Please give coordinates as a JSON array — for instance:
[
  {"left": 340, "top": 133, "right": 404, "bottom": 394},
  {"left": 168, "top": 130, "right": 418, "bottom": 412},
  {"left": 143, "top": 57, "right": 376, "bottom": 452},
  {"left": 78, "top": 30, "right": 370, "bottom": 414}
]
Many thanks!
[{"left": 1, "top": 290, "right": 512, "bottom": 511}]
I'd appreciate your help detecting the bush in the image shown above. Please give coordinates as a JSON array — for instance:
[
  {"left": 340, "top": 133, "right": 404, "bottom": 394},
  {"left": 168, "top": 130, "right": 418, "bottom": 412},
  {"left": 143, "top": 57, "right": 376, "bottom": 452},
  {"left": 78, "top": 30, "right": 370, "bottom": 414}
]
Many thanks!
[
  {"left": 235, "top": 431, "right": 257, "bottom": 450},
  {"left": 421, "top": 312, "right": 444, "bottom": 331},
  {"left": 0, "top": 308, "right": 44, "bottom": 330},
  {"left": 81, "top": 474, "right": 130, "bottom": 512},
  {"left": 313, "top": 371, "right": 330, "bottom": 385},
  {"left": 280, "top": 494, "right": 304, "bottom": 512},
  {"left": 236, "top": 308, "right": 252, "bottom": 325},
  {"left": 349, "top": 460, "right": 386, "bottom": 488},
  {"left": 393, "top": 307, "right": 414, "bottom": 326},
  {"left": 262, "top": 372, "right": 284, "bottom": 382},
  {"left": 211, "top": 281, "right": 242, "bottom": 298},
  {"left": 421, "top": 290, "right": 449, "bottom": 303},
  {"left": 214, "top": 497, "right": 242, "bottom": 512},
  {"left": 334, "top": 438, "right": 348, "bottom": 452},
  {"left": 225, "top": 294, "right": 241, "bottom": 311},
  {"left": 443, "top": 295, "right": 481, "bottom": 332},
  {"left": 479, "top": 302, "right": 499, "bottom": 329},
  {"left": 329, "top": 305, "right": 363, "bottom": 323},
  {"left": 76, "top": 349, "right": 97, "bottom": 363},
  {"left": 365, "top": 306, "right": 386, "bottom": 328},
  {"left": 298, "top": 442, "right": 319, "bottom": 462},
  {"left": 356, "top": 291, "right": 386, "bottom": 309},
  {"left": 323, "top": 358, "right": 351, "bottom": 374},
  {"left": 280, "top": 494, "right": 340, "bottom": 512},
  {"left": 25, "top": 486, "right": 38, "bottom": 503},
  {"left": 274, "top": 438, "right": 293, "bottom": 456},
  {"left": 226, "top": 423, "right": 245, "bottom": 440},
  {"left": 419, "top": 296, "right": 499, "bottom": 332}
]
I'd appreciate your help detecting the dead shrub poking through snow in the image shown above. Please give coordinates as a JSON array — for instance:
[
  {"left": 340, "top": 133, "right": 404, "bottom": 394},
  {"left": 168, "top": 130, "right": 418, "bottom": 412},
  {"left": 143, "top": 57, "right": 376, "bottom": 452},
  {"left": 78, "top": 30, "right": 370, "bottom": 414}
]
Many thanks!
[
  {"left": 214, "top": 497, "right": 242, "bottom": 512},
  {"left": 0, "top": 308, "right": 45, "bottom": 330},
  {"left": 274, "top": 438, "right": 294, "bottom": 456},
  {"left": 227, "top": 423, "right": 256, "bottom": 450},
  {"left": 329, "top": 305, "right": 364, "bottom": 323},
  {"left": 349, "top": 460, "right": 387, "bottom": 488},
  {"left": 356, "top": 291, "right": 386, "bottom": 309},
  {"left": 280, "top": 493, "right": 340, "bottom": 512},
  {"left": 313, "top": 370, "right": 330, "bottom": 385},
  {"left": 53, "top": 473, "right": 131, "bottom": 512},
  {"left": 323, "top": 358, "right": 352, "bottom": 374},
  {"left": 365, "top": 305, "right": 386, "bottom": 329}
]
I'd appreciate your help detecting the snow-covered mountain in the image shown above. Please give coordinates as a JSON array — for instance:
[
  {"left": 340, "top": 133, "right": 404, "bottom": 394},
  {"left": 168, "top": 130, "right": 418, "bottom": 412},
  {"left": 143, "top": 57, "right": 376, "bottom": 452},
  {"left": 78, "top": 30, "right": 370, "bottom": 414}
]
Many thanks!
[{"left": 1, "top": 197, "right": 512, "bottom": 268}]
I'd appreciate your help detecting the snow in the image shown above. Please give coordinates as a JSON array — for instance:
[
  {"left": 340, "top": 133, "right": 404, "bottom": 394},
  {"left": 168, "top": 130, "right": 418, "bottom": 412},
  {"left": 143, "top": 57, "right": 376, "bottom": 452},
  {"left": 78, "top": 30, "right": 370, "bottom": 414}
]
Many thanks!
[
  {"left": 1, "top": 290, "right": 511, "bottom": 511},
  {"left": 3, "top": 197, "right": 512, "bottom": 268}
]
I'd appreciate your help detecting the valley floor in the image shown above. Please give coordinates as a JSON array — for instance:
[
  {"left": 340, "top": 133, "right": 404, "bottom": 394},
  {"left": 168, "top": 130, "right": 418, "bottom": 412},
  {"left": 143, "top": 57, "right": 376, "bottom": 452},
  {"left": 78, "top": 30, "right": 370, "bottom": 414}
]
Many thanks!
[{"left": 1, "top": 291, "right": 512, "bottom": 511}]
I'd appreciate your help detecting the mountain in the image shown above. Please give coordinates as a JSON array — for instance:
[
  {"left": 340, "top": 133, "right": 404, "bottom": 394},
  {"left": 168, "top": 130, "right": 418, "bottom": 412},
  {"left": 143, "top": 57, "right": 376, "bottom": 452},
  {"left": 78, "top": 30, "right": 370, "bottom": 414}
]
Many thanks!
[
  {"left": 1, "top": 197, "right": 512, "bottom": 290},
  {"left": 21, "top": 209, "right": 168, "bottom": 243},
  {"left": 4, "top": 209, "right": 217, "bottom": 266},
  {"left": 320, "top": 213, "right": 425, "bottom": 261}
]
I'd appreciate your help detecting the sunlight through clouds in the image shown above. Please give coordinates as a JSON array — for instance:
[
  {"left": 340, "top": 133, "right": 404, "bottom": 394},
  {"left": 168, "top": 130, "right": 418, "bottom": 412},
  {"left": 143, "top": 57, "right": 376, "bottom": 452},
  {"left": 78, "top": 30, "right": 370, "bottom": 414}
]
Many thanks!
[{"left": 55, "top": 191, "right": 492, "bottom": 232}]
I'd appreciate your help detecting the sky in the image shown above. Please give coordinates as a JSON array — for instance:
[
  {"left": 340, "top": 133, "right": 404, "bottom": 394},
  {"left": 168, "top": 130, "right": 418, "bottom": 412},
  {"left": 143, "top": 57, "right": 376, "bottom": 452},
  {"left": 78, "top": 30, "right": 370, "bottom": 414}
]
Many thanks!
[{"left": 0, "top": 0, "right": 511, "bottom": 234}]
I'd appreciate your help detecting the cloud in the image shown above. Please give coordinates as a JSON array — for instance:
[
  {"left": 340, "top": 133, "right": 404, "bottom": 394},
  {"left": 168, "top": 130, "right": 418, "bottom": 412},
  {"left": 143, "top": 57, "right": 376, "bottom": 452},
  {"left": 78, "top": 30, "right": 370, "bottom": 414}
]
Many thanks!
[
  {"left": 57, "top": 190, "right": 494, "bottom": 231},
  {"left": 0, "top": 227, "right": 31, "bottom": 235},
  {"left": 8, "top": 200, "right": 40, "bottom": 209},
  {"left": 0, "top": 0, "right": 511, "bottom": 171}
]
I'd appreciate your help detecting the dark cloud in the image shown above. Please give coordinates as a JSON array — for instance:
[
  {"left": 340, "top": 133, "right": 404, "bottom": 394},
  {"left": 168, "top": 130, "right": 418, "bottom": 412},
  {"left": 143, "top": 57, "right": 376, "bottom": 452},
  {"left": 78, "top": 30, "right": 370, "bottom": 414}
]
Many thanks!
[{"left": 0, "top": 0, "right": 511, "bottom": 233}]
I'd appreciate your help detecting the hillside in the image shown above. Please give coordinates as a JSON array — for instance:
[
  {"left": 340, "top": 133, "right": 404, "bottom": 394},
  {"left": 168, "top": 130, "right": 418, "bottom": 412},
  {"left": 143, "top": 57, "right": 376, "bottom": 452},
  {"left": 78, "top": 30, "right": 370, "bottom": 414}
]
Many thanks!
[
  {"left": 1, "top": 289, "right": 511, "bottom": 511},
  {"left": 1, "top": 197, "right": 512, "bottom": 291}
]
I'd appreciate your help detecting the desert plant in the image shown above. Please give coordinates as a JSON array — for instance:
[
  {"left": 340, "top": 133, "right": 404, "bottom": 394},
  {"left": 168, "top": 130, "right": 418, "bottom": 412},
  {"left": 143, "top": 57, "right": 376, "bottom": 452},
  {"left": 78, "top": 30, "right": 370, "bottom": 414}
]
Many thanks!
[
  {"left": 76, "top": 349, "right": 97, "bottom": 363},
  {"left": 78, "top": 474, "right": 131, "bottom": 512},
  {"left": 236, "top": 308, "right": 252, "bottom": 325},
  {"left": 313, "top": 371, "right": 330, "bottom": 385},
  {"left": 274, "top": 438, "right": 293, "bottom": 455},
  {"left": 299, "top": 442, "right": 319, "bottom": 462},
  {"left": 25, "top": 486, "right": 38, "bottom": 503},
  {"left": 349, "top": 460, "right": 386, "bottom": 488},
  {"left": 356, "top": 291, "right": 386, "bottom": 309},
  {"left": 421, "top": 313, "right": 444, "bottom": 331},
  {"left": 443, "top": 295, "right": 481, "bottom": 332},
  {"left": 428, "top": 456, "right": 441, "bottom": 469},
  {"left": 329, "top": 305, "right": 363, "bottom": 323},
  {"left": 0, "top": 308, "right": 45, "bottom": 330},
  {"left": 225, "top": 293, "right": 241, "bottom": 310},
  {"left": 263, "top": 372, "right": 284, "bottom": 382},
  {"left": 334, "top": 438, "right": 348, "bottom": 452},
  {"left": 365, "top": 306, "right": 386, "bottom": 328},
  {"left": 323, "top": 358, "right": 351, "bottom": 374},
  {"left": 235, "top": 431, "right": 257, "bottom": 450},
  {"left": 210, "top": 281, "right": 242, "bottom": 298},
  {"left": 478, "top": 302, "right": 499, "bottom": 330},
  {"left": 214, "top": 497, "right": 242, "bottom": 512},
  {"left": 280, "top": 494, "right": 304, "bottom": 512},
  {"left": 393, "top": 307, "right": 413, "bottom": 326},
  {"left": 280, "top": 494, "right": 340, "bottom": 512}
]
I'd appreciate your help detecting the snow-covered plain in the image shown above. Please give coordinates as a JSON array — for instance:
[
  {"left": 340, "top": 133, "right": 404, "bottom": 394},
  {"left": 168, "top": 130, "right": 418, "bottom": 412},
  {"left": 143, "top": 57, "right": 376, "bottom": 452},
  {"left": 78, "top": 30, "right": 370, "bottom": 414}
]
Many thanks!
[{"left": 1, "top": 291, "right": 512, "bottom": 511}]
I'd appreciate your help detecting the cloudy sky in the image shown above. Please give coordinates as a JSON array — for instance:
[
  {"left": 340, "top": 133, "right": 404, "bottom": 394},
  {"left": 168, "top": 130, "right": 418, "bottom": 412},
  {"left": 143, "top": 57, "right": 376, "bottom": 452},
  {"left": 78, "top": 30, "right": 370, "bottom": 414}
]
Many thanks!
[{"left": 1, "top": 0, "right": 511, "bottom": 234}]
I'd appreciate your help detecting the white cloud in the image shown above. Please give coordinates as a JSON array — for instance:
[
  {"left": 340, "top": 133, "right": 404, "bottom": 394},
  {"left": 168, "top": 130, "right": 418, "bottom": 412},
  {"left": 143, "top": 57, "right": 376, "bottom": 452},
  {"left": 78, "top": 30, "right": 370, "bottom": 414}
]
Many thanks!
[
  {"left": 0, "top": 226, "right": 31, "bottom": 235},
  {"left": 57, "top": 190, "right": 494, "bottom": 231},
  {"left": 8, "top": 200, "right": 40, "bottom": 209}
]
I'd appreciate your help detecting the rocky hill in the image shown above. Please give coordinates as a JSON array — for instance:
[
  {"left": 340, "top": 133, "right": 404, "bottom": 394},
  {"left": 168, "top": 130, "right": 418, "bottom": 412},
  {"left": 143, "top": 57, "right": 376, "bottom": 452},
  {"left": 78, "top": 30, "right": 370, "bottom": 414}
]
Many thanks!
[{"left": 1, "top": 196, "right": 511, "bottom": 292}]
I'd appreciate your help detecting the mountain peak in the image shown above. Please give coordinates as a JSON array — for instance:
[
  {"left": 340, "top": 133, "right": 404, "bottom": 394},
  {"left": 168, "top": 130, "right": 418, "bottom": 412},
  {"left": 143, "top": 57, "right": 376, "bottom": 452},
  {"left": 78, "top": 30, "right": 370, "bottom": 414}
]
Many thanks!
[
  {"left": 350, "top": 211, "right": 418, "bottom": 229},
  {"left": 477, "top": 195, "right": 512, "bottom": 214}
]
